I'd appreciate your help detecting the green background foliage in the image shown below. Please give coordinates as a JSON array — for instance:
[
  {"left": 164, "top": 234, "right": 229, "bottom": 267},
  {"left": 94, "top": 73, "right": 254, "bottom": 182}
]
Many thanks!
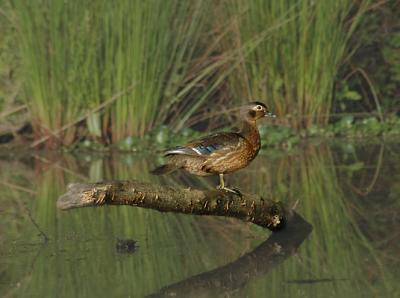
[{"left": 0, "top": 0, "right": 398, "bottom": 148}]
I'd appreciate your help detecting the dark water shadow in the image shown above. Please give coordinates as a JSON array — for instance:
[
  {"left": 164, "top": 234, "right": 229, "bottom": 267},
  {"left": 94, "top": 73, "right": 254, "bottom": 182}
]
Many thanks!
[{"left": 149, "top": 212, "right": 312, "bottom": 298}]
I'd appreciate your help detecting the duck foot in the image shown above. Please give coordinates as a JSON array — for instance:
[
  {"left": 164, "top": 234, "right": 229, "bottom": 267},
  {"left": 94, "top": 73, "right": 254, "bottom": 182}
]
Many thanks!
[
  {"left": 217, "top": 186, "right": 242, "bottom": 196},
  {"left": 217, "top": 174, "right": 242, "bottom": 196}
]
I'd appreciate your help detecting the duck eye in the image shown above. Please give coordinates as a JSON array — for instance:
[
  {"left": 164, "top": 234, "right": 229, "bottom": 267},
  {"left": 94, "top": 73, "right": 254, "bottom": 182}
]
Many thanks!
[{"left": 255, "top": 105, "right": 262, "bottom": 110}]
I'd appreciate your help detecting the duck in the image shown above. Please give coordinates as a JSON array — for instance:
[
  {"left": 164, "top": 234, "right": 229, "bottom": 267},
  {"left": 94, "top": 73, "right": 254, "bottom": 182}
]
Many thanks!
[{"left": 151, "top": 101, "right": 275, "bottom": 194}]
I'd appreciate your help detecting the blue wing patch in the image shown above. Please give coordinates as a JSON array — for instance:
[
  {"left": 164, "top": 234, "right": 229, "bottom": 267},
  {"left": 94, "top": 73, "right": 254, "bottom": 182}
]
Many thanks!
[{"left": 193, "top": 144, "right": 220, "bottom": 155}]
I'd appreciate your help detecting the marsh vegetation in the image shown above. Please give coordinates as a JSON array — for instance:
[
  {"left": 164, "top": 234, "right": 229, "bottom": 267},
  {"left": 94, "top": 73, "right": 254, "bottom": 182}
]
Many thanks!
[
  {"left": 0, "top": 1, "right": 399, "bottom": 297},
  {"left": 1, "top": 0, "right": 398, "bottom": 148}
]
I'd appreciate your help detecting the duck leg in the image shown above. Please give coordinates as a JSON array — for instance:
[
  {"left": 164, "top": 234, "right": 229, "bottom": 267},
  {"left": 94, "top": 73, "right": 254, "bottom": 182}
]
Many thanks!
[{"left": 217, "top": 174, "right": 241, "bottom": 196}]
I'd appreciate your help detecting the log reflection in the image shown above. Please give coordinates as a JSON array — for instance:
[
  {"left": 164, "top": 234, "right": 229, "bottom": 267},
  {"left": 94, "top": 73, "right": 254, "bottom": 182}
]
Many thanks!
[{"left": 149, "top": 212, "right": 312, "bottom": 298}]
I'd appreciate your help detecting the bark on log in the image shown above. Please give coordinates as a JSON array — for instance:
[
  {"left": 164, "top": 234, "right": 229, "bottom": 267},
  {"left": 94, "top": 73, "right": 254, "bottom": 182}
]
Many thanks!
[{"left": 57, "top": 180, "right": 288, "bottom": 231}]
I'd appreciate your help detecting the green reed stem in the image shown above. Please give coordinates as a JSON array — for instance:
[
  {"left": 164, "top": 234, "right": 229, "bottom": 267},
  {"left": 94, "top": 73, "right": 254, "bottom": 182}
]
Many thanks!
[
  {"left": 10, "top": 0, "right": 215, "bottom": 146},
  {"left": 223, "top": 0, "right": 370, "bottom": 129}
]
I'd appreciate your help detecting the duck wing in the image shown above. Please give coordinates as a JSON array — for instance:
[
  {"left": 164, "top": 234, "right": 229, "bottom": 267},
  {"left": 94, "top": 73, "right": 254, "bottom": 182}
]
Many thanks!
[{"left": 165, "top": 132, "right": 245, "bottom": 157}]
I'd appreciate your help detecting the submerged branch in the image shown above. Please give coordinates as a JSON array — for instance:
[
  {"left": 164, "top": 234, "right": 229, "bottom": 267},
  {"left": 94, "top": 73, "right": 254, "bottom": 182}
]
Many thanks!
[{"left": 57, "top": 180, "right": 288, "bottom": 231}]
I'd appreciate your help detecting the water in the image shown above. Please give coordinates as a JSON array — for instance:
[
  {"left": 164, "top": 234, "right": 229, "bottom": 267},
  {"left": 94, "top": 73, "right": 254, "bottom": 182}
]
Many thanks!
[{"left": 0, "top": 141, "right": 399, "bottom": 298}]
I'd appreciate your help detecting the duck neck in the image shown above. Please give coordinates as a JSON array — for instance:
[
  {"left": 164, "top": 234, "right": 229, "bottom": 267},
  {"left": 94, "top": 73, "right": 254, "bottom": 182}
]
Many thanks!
[{"left": 240, "top": 120, "right": 260, "bottom": 149}]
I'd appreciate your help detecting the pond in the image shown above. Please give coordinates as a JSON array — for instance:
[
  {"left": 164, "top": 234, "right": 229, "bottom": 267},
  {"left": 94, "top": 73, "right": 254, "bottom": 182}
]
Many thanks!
[{"left": 0, "top": 140, "right": 399, "bottom": 297}]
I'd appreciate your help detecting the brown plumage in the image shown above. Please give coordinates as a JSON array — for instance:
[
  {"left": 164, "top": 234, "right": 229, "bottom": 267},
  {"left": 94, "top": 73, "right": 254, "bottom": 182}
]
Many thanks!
[{"left": 151, "top": 101, "right": 275, "bottom": 194}]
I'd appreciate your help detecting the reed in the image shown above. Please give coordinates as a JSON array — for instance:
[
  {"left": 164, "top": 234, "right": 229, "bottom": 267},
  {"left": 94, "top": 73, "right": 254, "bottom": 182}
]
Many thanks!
[
  {"left": 100, "top": 1, "right": 213, "bottom": 141},
  {"left": 222, "top": 0, "right": 370, "bottom": 129},
  {"left": 10, "top": 0, "right": 105, "bottom": 147},
  {"left": 9, "top": 0, "right": 214, "bottom": 146},
  {"left": 8, "top": 0, "right": 373, "bottom": 146}
]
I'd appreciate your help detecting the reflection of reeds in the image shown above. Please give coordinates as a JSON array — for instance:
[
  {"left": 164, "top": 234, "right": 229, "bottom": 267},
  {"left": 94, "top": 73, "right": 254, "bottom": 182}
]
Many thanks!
[
  {"left": 1, "top": 144, "right": 398, "bottom": 297},
  {"left": 232, "top": 143, "right": 395, "bottom": 297},
  {"left": 337, "top": 143, "right": 400, "bottom": 291},
  {"left": 29, "top": 158, "right": 209, "bottom": 297},
  {"left": 151, "top": 212, "right": 312, "bottom": 298},
  {"left": 0, "top": 153, "right": 255, "bottom": 297}
]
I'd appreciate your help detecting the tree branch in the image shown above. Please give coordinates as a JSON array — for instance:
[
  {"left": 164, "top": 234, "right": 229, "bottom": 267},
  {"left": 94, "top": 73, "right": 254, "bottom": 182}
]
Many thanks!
[{"left": 57, "top": 180, "right": 288, "bottom": 231}]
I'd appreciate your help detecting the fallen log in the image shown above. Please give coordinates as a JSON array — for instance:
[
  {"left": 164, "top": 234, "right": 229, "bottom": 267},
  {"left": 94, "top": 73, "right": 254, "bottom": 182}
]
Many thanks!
[{"left": 57, "top": 180, "right": 288, "bottom": 231}]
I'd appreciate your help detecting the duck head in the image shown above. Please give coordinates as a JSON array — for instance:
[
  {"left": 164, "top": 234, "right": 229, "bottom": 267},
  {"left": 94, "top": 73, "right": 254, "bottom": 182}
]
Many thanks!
[{"left": 241, "top": 101, "right": 276, "bottom": 121}]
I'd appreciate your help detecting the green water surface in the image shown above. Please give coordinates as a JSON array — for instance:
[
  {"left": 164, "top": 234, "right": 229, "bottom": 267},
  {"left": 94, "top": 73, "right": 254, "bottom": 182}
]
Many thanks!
[{"left": 0, "top": 141, "right": 399, "bottom": 298}]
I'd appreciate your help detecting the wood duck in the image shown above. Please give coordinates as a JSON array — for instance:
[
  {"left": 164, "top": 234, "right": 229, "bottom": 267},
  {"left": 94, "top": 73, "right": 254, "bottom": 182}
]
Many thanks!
[{"left": 151, "top": 101, "right": 275, "bottom": 194}]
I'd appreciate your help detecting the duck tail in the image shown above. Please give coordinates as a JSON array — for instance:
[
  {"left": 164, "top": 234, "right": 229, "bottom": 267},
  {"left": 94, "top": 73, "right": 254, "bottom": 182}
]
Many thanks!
[{"left": 150, "top": 163, "right": 179, "bottom": 175}]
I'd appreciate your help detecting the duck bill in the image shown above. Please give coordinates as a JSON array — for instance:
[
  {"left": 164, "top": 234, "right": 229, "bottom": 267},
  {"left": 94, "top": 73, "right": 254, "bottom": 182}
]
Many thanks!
[{"left": 264, "top": 112, "right": 276, "bottom": 118}]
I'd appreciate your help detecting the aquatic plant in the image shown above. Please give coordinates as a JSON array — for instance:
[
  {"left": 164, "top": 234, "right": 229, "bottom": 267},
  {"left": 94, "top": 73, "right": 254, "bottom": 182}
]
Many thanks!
[
  {"left": 222, "top": 0, "right": 371, "bottom": 129},
  {"left": 9, "top": 0, "right": 215, "bottom": 147}
]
